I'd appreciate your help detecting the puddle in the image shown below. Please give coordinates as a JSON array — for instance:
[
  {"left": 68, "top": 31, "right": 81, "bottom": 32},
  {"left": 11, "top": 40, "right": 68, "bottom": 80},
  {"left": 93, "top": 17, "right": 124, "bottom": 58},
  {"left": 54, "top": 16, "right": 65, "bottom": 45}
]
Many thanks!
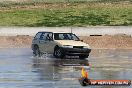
[{"left": 0, "top": 48, "right": 131, "bottom": 88}]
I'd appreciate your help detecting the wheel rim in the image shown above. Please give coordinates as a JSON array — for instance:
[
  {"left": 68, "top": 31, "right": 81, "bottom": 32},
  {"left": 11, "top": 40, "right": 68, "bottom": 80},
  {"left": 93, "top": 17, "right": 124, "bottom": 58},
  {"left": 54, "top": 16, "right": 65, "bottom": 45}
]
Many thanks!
[
  {"left": 55, "top": 49, "right": 61, "bottom": 57},
  {"left": 36, "top": 49, "right": 39, "bottom": 55},
  {"left": 34, "top": 47, "right": 40, "bottom": 56}
]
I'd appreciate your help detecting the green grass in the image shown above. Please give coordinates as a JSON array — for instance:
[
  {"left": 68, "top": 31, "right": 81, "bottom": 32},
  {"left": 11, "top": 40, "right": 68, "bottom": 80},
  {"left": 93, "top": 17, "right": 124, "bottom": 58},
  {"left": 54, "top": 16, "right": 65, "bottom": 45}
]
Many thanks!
[
  {"left": 0, "top": 0, "right": 132, "bottom": 8},
  {"left": 0, "top": 2, "right": 132, "bottom": 27}
]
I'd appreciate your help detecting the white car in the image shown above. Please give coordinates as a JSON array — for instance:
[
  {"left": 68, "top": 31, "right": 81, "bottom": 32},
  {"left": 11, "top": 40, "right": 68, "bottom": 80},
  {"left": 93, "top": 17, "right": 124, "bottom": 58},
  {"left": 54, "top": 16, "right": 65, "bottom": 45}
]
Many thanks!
[{"left": 32, "top": 32, "right": 91, "bottom": 59}]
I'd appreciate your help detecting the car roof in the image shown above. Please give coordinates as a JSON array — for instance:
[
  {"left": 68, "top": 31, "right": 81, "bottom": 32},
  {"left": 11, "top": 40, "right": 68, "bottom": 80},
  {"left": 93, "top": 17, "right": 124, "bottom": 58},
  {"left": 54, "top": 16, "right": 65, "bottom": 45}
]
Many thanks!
[
  {"left": 38, "top": 31, "right": 53, "bottom": 33},
  {"left": 38, "top": 31, "right": 72, "bottom": 34},
  {"left": 54, "top": 32, "right": 70, "bottom": 34}
]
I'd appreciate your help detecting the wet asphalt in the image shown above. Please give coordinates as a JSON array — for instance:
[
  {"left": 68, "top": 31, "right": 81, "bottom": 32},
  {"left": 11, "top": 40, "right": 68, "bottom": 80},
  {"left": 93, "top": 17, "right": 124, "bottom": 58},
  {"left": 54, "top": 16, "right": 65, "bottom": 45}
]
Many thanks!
[{"left": 0, "top": 48, "right": 132, "bottom": 88}]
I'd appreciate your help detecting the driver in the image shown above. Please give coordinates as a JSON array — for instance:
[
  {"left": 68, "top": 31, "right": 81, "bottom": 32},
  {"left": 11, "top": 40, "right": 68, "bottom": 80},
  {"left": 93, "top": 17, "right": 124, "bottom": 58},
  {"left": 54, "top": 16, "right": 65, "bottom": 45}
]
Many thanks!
[{"left": 63, "top": 34, "right": 69, "bottom": 40}]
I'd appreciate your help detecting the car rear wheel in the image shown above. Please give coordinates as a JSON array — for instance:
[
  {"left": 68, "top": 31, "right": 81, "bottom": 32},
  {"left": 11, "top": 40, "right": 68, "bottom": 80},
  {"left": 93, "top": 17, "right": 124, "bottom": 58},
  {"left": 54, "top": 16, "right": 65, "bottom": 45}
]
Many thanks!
[
  {"left": 33, "top": 45, "right": 41, "bottom": 57},
  {"left": 54, "top": 47, "right": 65, "bottom": 58}
]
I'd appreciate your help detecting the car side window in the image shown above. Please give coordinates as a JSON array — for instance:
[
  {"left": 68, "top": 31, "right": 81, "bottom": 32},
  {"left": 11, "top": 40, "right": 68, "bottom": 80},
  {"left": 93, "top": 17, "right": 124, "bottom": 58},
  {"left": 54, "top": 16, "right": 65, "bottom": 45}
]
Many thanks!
[
  {"left": 34, "top": 33, "right": 42, "bottom": 39},
  {"left": 59, "top": 34, "right": 64, "bottom": 40},
  {"left": 39, "top": 32, "right": 53, "bottom": 41},
  {"left": 39, "top": 33, "right": 45, "bottom": 40},
  {"left": 58, "top": 34, "right": 70, "bottom": 40}
]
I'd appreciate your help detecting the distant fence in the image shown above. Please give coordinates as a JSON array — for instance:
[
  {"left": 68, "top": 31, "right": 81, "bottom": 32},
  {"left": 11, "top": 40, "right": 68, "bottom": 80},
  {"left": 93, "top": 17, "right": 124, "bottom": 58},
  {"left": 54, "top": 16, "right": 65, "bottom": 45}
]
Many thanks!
[
  {"left": 29, "top": 0, "right": 131, "bottom": 3},
  {"left": 0, "top": 26, "right": 132, "bottom": 36},
  {"left": 0, "top": 0, "right": 99, "bottom": 8},
  {"left": 1, "top": 0, "right": 98, "bottom": 3}
]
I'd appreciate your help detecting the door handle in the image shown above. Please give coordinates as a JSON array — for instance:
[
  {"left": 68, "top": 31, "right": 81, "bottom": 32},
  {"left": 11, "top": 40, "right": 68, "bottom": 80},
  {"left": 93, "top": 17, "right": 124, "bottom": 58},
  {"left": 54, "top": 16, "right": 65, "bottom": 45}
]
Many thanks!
[
  {"left": 39, "top": 40, "right": 46, "bottom": 43},
  {"left": 39, "top": 40, "right": 48, "bottom": 44}
]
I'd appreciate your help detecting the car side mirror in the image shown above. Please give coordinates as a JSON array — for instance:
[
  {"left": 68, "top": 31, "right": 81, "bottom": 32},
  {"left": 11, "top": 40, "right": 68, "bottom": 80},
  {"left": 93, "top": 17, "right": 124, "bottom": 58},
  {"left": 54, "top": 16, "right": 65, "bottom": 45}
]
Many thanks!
[{"left": 80, "top": 40, "right": 83, "bottom": 42}]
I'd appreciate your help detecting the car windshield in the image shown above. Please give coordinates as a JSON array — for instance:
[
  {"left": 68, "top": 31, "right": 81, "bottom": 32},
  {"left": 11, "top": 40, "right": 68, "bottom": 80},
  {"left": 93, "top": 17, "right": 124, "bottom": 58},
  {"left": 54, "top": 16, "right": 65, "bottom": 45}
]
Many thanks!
[{"left": 54, "top": 33, "right": 80, "bottom": 40}]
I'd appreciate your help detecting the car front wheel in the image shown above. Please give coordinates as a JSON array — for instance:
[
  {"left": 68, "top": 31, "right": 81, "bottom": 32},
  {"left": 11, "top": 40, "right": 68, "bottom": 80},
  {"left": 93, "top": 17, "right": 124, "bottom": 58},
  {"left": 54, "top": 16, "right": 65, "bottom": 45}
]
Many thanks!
[{"left": 54, "top": 47, "right": 65, "bottom": 58}]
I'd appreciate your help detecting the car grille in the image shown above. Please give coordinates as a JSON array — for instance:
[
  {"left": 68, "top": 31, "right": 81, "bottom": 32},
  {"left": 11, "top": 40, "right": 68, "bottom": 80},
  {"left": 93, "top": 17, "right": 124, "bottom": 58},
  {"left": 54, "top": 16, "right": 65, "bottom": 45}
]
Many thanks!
[{"left": 73, "top": 46, "right": 83, "bottom": 49}]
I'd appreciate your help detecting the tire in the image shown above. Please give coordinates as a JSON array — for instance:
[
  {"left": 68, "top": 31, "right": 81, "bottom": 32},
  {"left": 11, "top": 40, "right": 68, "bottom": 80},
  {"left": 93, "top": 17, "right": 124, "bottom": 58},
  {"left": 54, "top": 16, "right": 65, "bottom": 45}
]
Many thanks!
[
  {"left": 79, "top": 55, "right": 88, "bottom": 59},
  {"left": 79, "top": 78, "right": 90, "bottom": 86},
  {"left": 54, "top": 47, "right": 65, "bottom": 58},
  {"left": 33, "top": 45, "right": 41, "bottom": 57}
]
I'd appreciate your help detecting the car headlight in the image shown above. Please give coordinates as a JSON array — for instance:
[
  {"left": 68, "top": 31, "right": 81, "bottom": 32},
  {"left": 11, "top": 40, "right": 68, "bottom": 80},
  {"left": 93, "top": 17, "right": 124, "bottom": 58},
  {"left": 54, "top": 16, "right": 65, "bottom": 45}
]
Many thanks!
[
  {"left": 62, "top": 45, "right": 73, "bottom": 48},
  {"left": 83, "top": 46, "right": 90, "bottom": 49},
  {"left": 83, "top": 46, "right": 88, "bottom": 48}
]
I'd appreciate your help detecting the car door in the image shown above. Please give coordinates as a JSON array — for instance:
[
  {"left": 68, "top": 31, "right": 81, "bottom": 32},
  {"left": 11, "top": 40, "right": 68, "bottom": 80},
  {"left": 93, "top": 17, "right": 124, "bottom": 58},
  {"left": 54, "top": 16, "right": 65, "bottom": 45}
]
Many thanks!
[
  {"left": 38, "top": 32, "right": 48, "bottom": 53},
  {"left": 46, "top": 33, "right": 56, "bottom": 54},
  {"left": 38, "top": 32, "right": 56, "bottom": 54},
  {"left": 32, "top": 32, "right": 42, "bottom": 50},
  {"left": 32, "top": 32, "right": 41, "bottom": 44}
]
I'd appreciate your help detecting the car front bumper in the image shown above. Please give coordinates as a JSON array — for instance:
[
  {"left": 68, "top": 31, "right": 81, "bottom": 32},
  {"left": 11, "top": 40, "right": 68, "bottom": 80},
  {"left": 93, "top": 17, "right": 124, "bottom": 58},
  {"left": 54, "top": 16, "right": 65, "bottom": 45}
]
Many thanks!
[{"left": 62, "top": 48, "right": 91, "bottom": 56}]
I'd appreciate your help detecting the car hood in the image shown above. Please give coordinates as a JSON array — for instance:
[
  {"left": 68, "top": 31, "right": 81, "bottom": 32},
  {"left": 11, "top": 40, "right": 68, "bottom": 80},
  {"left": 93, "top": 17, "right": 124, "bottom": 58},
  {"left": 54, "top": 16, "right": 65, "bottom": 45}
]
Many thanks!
[{"left": 54, "top": 40, "right": 90, "bottom": 48}]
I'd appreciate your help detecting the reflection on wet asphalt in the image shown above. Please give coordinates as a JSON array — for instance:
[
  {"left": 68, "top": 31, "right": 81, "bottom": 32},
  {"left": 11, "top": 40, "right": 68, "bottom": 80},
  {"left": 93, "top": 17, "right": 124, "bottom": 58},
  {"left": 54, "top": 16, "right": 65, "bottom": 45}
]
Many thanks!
[{"left": 0, "top": 48, "right": 132, "bottom": 88}]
